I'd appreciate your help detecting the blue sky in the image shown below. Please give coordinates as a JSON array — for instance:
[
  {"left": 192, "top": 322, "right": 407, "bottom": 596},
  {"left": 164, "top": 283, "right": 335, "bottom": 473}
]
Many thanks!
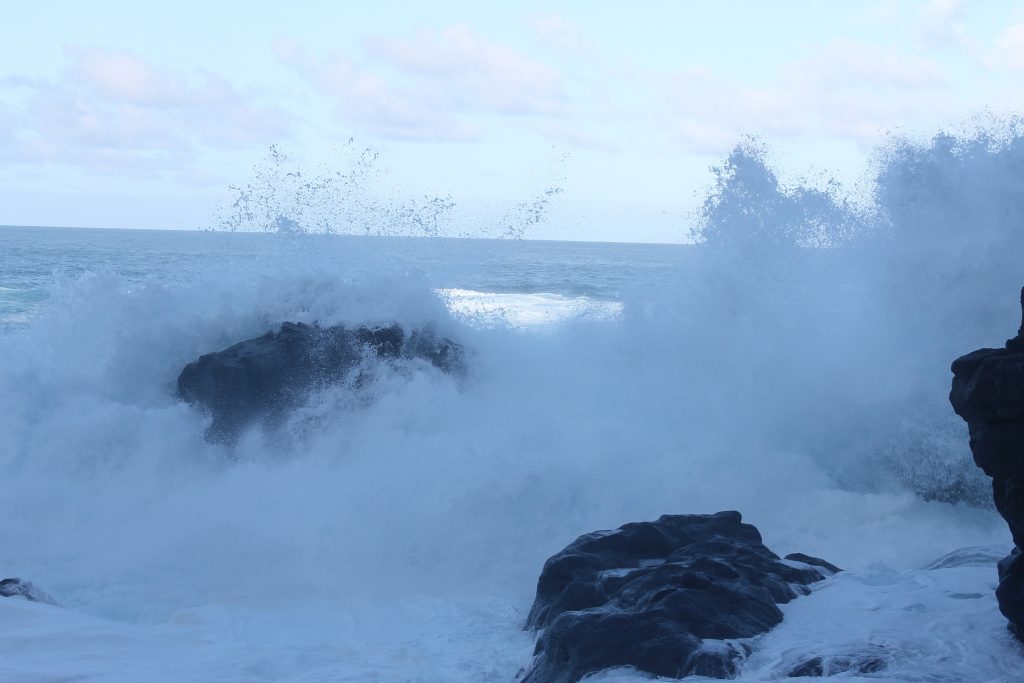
[{"left": 2, "top": 1, "right": 1023, "bottom": 241}]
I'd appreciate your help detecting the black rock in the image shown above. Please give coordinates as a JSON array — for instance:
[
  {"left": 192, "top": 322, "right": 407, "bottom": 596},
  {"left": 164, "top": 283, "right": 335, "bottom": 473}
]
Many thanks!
[
  {"left": 949, "top": 287, "right": 1024, "bottom": 639},
  {"left": 997, "top": 549, "right": 1024, "bottom": 628},
  {"left": 967, "top": 421, "right": 1024, "bottom": 480},
  {"left": 950, "top": 348, "right": 1024, "bottom": 423},
  {"left": 522, "top": 511, "right": 834, "bottom": 683},
  {"left": 178, "top": 322, "right": 462, "bottom": 443},
  {"left": 0, "top": 578, "right": 56, "bottom": 605}
]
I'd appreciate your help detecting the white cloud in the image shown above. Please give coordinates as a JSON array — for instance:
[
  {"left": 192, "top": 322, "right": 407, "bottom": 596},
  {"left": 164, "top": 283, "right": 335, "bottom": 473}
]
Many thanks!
[
  {"left": 862, "top": 0, "right": 982, "bottom": 58},
  {"left": 662, "top": 66, "right": 803, "bottom": 154},
  {"left": 1, "top": 47, "right": 290, "bottom": 179},
  {"left": 917, "top": 0, "right": 972, "bottom": 50},
  {"left": 72, "top": 47, "right": 179, "bottom": 106},
  {"left": 275, "top": 41, "right": 478, "bottom": 142},
  {"left": 529, "top": 13, "right": 588, "bottom": 56},
  {"left": 278, "top": 25, "right": 567, "bottom": 142},
  {"left": 364, "top": 24, "right": 564, "bottom": 115},
  {"left": 803, "top": 38, "right": 946, "bottom": 89},
  {"left": 993, "top": 23, "right": 1024, "bottom": 71},
  {"left": 662, "top": 39, "right": 953, "bottom": 154}
]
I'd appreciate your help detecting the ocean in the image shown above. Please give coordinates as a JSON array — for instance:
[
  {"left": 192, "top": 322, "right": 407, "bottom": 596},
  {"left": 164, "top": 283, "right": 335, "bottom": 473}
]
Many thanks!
[
  {"left": 0, "top": 226, "right": 689, "bottom": 332},
  {"left": 2, "top": 129, "right": 1023, "bottom": 681}
]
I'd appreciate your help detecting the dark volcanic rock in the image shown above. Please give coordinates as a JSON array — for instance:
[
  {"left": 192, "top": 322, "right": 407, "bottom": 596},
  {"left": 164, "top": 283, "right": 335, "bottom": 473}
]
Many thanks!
[
  {"left": 997, "top": 549, "right": 1024, "bottom": 635},
  {"left": 0, "top": 578, "right": 56, "bottom": 605},
  {"left": 178, "top": 322, "right": 462, "bottom": 443},
  {"left": 950, "top": 287, "right": 1024, "bottom": 639},
  {"left": 522, "top": 511, "right": 835, "bottom": 683}
]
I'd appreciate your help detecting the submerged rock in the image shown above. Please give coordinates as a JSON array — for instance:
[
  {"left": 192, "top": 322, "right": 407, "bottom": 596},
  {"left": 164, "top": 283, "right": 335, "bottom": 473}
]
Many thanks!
[
  {"left": 784, "top": 552, "right": 842, "bottom": 575},
  {"left": 950, "top": 287, "right": 1024, "bottom": 639},
  {"left": 785, "top": 647, "right": 889, "bottom": 678},
  {"left": 521, "top": 511, "right": 836, "bottom": 683},
  {"left": 0, "top": 578, "right": 56, "bottom": 605},
  {"left": 178, "top": 322, "right": 462, "bottom": 443}
]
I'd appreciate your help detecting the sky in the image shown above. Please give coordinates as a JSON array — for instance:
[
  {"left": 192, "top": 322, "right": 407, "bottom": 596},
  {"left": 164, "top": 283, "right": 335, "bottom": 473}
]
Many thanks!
[{"left": 2, "top": 0, "right": 1023, "bottom": 242}]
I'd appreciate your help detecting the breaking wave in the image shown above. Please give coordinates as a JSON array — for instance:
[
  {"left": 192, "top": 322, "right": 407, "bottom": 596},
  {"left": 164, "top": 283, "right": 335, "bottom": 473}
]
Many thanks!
[{"left": 1, "top": 120, "right": 1021, "bottom": 626}]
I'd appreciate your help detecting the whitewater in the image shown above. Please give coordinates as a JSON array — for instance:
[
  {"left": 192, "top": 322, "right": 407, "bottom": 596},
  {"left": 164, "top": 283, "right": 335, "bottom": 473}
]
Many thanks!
[{"left": 3, "top": 126, "right": 1024, "bottom": 681}]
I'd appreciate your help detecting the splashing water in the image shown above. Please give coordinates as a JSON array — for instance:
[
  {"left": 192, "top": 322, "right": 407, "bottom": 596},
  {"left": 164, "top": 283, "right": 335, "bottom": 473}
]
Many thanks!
[
  {"left": 216, "top": 142, "right": 459, "bottom": 237},
  {"left": 2, "top": 119, "right": 1023, "bottom": 681},
  {"left": 216, "top": 142, "right": 566, "bottom": 239}
]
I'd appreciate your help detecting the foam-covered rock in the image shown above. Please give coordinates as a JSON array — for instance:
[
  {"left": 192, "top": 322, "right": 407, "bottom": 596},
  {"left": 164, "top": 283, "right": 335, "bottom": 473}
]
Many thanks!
[
  {"left": 522, "top": 511, "right": 835, "bottom": 683},
  {"left": 178, "top": 322, "right": 462, "bottom": 443}
]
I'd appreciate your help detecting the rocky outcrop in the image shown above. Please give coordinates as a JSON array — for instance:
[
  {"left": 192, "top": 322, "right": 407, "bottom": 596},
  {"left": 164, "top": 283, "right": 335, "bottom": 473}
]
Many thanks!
[
  {"left": 0, "top": 578, "right": 56, "bottom": 605},
  {"left": 950, "top": 287, "right": 1024, "bottom": 638},
  {"left": 178, "top": 322, "right": 462, "bottom": 443},
  {"left": 521, "top": 511, "right": 837, "bottom": 683}
]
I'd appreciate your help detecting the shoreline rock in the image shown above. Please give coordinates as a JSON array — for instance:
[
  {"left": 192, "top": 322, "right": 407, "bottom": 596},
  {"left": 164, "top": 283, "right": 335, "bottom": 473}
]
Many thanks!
[
  {"left": 949, "top": 286, "right": 1024, "bottom": 638},
  {"left": 521, "top": 511, "right": 837, "bottom": 683}
]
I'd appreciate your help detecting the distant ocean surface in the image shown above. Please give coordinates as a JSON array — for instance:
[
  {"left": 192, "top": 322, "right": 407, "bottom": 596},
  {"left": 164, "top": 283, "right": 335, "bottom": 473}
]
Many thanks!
[{"left": 0, "top": 225, "right": 687, "bottom": 332}]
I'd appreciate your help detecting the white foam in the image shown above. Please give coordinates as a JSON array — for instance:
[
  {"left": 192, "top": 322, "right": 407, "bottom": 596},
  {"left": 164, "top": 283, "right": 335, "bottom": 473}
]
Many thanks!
[
  {"left": 0, "top": 595, "right": 532, "bottom": 682},
  {"left": 438, "top": 287, "right": 622, "bottom": 327}
]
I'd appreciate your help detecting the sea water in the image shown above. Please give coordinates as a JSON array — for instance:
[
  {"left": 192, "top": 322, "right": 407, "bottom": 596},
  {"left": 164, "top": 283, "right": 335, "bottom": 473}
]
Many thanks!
[
  {"left": 0, "top": 227, "right": 687, "bottom": 332},
  {"left": 2, "top": 125, "right": 1024, "bottom": 681}
]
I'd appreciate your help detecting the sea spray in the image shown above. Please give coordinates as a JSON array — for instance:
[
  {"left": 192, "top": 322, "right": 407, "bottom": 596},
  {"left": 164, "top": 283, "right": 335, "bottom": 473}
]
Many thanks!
[
  {"left": 0, "top": 121, "right": 1019, "bottom": 627},
  {"left": 215, "top": 141, "right": 567, "bottom": 239}
]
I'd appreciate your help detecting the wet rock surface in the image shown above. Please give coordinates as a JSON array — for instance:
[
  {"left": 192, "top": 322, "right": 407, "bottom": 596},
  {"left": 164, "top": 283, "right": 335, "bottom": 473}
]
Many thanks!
[
  {"left": 522, "top": 511, "right": 836, "bottom": 683},
  {"left": 178, "top": 322, "right": 462, "bottom": 443},
  {"left": 950, "top": 287, "right": 1024, "bottom": 638}
]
